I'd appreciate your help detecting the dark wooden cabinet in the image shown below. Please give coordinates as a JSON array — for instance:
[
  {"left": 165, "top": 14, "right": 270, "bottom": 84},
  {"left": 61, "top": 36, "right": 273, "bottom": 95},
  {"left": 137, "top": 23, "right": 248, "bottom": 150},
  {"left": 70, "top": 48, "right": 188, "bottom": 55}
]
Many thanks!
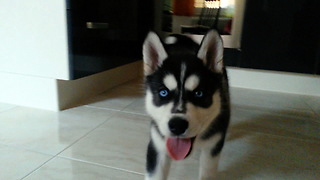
[
  {"left": 67, "top": 0, "right": 320, "bottom": 78},
  {"left": 67, "top": 0, "right": 153, "bottom": 79},
  {"left": 237, "top": 0, "right": 320, "bottom": 75}
]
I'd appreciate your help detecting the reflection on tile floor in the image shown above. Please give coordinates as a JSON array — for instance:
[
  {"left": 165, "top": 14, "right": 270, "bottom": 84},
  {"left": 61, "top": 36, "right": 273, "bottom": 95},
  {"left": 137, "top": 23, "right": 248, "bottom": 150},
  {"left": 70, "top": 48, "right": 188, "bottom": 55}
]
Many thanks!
[{"left": 0, "top": 78, "right": 319, "bottom": 180}]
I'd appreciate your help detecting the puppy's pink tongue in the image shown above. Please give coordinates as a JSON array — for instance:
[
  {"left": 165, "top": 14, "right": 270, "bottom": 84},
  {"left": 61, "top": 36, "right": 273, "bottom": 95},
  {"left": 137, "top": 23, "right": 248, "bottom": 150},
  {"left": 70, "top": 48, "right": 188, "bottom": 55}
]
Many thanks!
[{"left": 166, "top": 137, "right": 191, "bottom": 161}]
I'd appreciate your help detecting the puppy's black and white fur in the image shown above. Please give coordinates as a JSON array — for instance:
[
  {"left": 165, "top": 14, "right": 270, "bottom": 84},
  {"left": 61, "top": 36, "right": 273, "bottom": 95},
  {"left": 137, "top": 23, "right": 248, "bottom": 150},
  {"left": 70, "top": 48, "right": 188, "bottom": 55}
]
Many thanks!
[{"left": 143, "top": 30, "right": 230, "bottom": 180}]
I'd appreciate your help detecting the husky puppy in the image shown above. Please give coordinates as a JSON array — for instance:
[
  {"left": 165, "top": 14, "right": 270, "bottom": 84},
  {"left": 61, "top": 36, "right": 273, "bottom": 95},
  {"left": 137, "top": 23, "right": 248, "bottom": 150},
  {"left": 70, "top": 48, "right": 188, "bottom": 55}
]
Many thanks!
[{"left": 143, "top": 30, "right": 230, "bottom": 180}]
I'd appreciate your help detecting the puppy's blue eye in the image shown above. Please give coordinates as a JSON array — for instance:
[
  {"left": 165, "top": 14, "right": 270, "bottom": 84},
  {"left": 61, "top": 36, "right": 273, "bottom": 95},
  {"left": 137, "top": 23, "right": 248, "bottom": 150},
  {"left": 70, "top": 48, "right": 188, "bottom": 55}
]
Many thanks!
[
  {"left": 159, "top": 89, "right": 169, "bottom": 97},
  {"left": 195, "top": 91, "right": 203, "bottom": 98}
]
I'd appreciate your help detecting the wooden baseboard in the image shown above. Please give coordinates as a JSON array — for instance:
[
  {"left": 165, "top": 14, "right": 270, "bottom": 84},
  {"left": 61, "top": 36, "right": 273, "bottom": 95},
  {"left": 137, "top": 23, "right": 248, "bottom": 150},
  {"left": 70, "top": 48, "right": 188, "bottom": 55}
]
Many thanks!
[{"left": 57, "top": 61, "right": 142, "bottom": 110}]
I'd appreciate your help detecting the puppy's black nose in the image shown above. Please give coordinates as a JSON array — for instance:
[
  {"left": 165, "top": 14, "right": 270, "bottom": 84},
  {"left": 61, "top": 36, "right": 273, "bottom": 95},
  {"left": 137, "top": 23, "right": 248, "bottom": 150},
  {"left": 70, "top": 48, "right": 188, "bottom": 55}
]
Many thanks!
[{"left": 168, "top": 118, "right": 189, "bottom": 136}]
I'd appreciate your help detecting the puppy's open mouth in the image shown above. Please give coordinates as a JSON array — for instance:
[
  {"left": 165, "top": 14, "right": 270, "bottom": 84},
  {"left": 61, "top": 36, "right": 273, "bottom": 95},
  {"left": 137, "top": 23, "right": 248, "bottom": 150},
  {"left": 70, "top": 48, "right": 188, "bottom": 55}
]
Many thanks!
[{"left": 166, "top": 136, "right": 196, "bottom": 161}]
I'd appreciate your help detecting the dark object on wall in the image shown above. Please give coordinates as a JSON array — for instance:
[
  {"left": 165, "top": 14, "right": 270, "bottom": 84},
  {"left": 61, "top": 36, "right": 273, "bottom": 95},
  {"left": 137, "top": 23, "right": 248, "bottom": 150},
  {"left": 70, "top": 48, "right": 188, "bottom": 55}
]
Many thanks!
[
  {"left": 67, "top": 0, "right": 153, "bottom": 79},
  {"left": 239, "top": 0, "right": 320, "bottom": 75},
  {"left": 224, "top": 48, "right": 241, "bottom": 67},
  {"left": 173, "top": 0, "right": 195, "bottom": 16}
]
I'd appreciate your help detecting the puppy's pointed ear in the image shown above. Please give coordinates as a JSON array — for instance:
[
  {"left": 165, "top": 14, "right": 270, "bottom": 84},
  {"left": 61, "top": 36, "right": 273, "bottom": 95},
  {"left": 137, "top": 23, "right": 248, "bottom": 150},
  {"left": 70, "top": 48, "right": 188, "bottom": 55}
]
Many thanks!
[
  {"left": 143, "top": 32, "right": 168, "bottom": 75},
  {"left": 197, "top": 30, "right": 224, "bottom": 73}
]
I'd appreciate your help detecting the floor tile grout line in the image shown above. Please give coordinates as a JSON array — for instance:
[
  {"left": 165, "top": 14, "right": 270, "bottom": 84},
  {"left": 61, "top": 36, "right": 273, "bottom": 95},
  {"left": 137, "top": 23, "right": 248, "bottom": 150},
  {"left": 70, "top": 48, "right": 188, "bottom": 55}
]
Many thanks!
[
  {"left": 301, "top": 97, "right": 315, "bottom": 112},
  {"left": 51, "top": 112, "right": 119, "bottom": 157},
  {"left": 231, "top": 104, "right": 318, "bottom": 121},
  {"left": 0, "top": 142, "right": 56, "bottom": 157},
  {"left": 19, "top": 112, "right": 119, "bottom": 180},
  {"left": 0, "top": 106, "right": 148, "bottom": 158},
  {"left": 232, "top": 105, "right": 320, "bottom": 124},
  {"left": 232, "top": 103, "right": 315, "bottom": 115},
  {"left": 85, "top": 104, "right": 149, "bottom": 117},
  {"left": 84, "top": 105, "right": 123, "bottom": 112},
  {"left": 228, "top": 129, "right": 320, "bottom": 144},
  {"left": 20, "top": 156, "right": 56, "bottom": 180},
  {"left": 0, "top": 107, "right": 119, "bottom": 157},
  {"left": 86, "top": 99, "right": 317, "bottom": 120},
  {"left": 71, "top": 103, "right": 318, "bottom": 142},
  {"left": 58, "top": 156, "right": 145, "bottom": 176},
  {"left": 86, "top": 101, "right": 319, "bottom": 122},
  {"left": 301, "top": 98, "right": 320, "bottom": 117},
  {"left": 120, "top": 99, "right": 140, "bottom": 112},
  {"left": 121, "top": 110, "right": 148, "bottom": 116},
  {"left": 18, "top": 101, "right": 147, "bottom": 178}
]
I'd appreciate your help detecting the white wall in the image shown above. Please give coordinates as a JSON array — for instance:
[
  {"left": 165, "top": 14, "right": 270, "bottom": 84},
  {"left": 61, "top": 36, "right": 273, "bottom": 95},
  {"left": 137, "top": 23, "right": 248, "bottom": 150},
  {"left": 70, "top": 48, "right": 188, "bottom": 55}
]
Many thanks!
[
  {"left": 0, "top": 0, "right": 70, "bottom": 80},
  {"left": 0, "top": 72, "right": 59, "bottom": 110},
  {"left": 0, "top": 61, "right": 141, "bottom": 111}
]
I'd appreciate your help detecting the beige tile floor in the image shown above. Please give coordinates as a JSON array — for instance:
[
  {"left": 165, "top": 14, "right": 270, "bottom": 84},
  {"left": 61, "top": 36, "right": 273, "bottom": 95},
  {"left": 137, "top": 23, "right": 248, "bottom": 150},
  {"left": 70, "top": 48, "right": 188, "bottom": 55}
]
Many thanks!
[{"left": 0, "top": 78, "right": 319, "bottom": 180}]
